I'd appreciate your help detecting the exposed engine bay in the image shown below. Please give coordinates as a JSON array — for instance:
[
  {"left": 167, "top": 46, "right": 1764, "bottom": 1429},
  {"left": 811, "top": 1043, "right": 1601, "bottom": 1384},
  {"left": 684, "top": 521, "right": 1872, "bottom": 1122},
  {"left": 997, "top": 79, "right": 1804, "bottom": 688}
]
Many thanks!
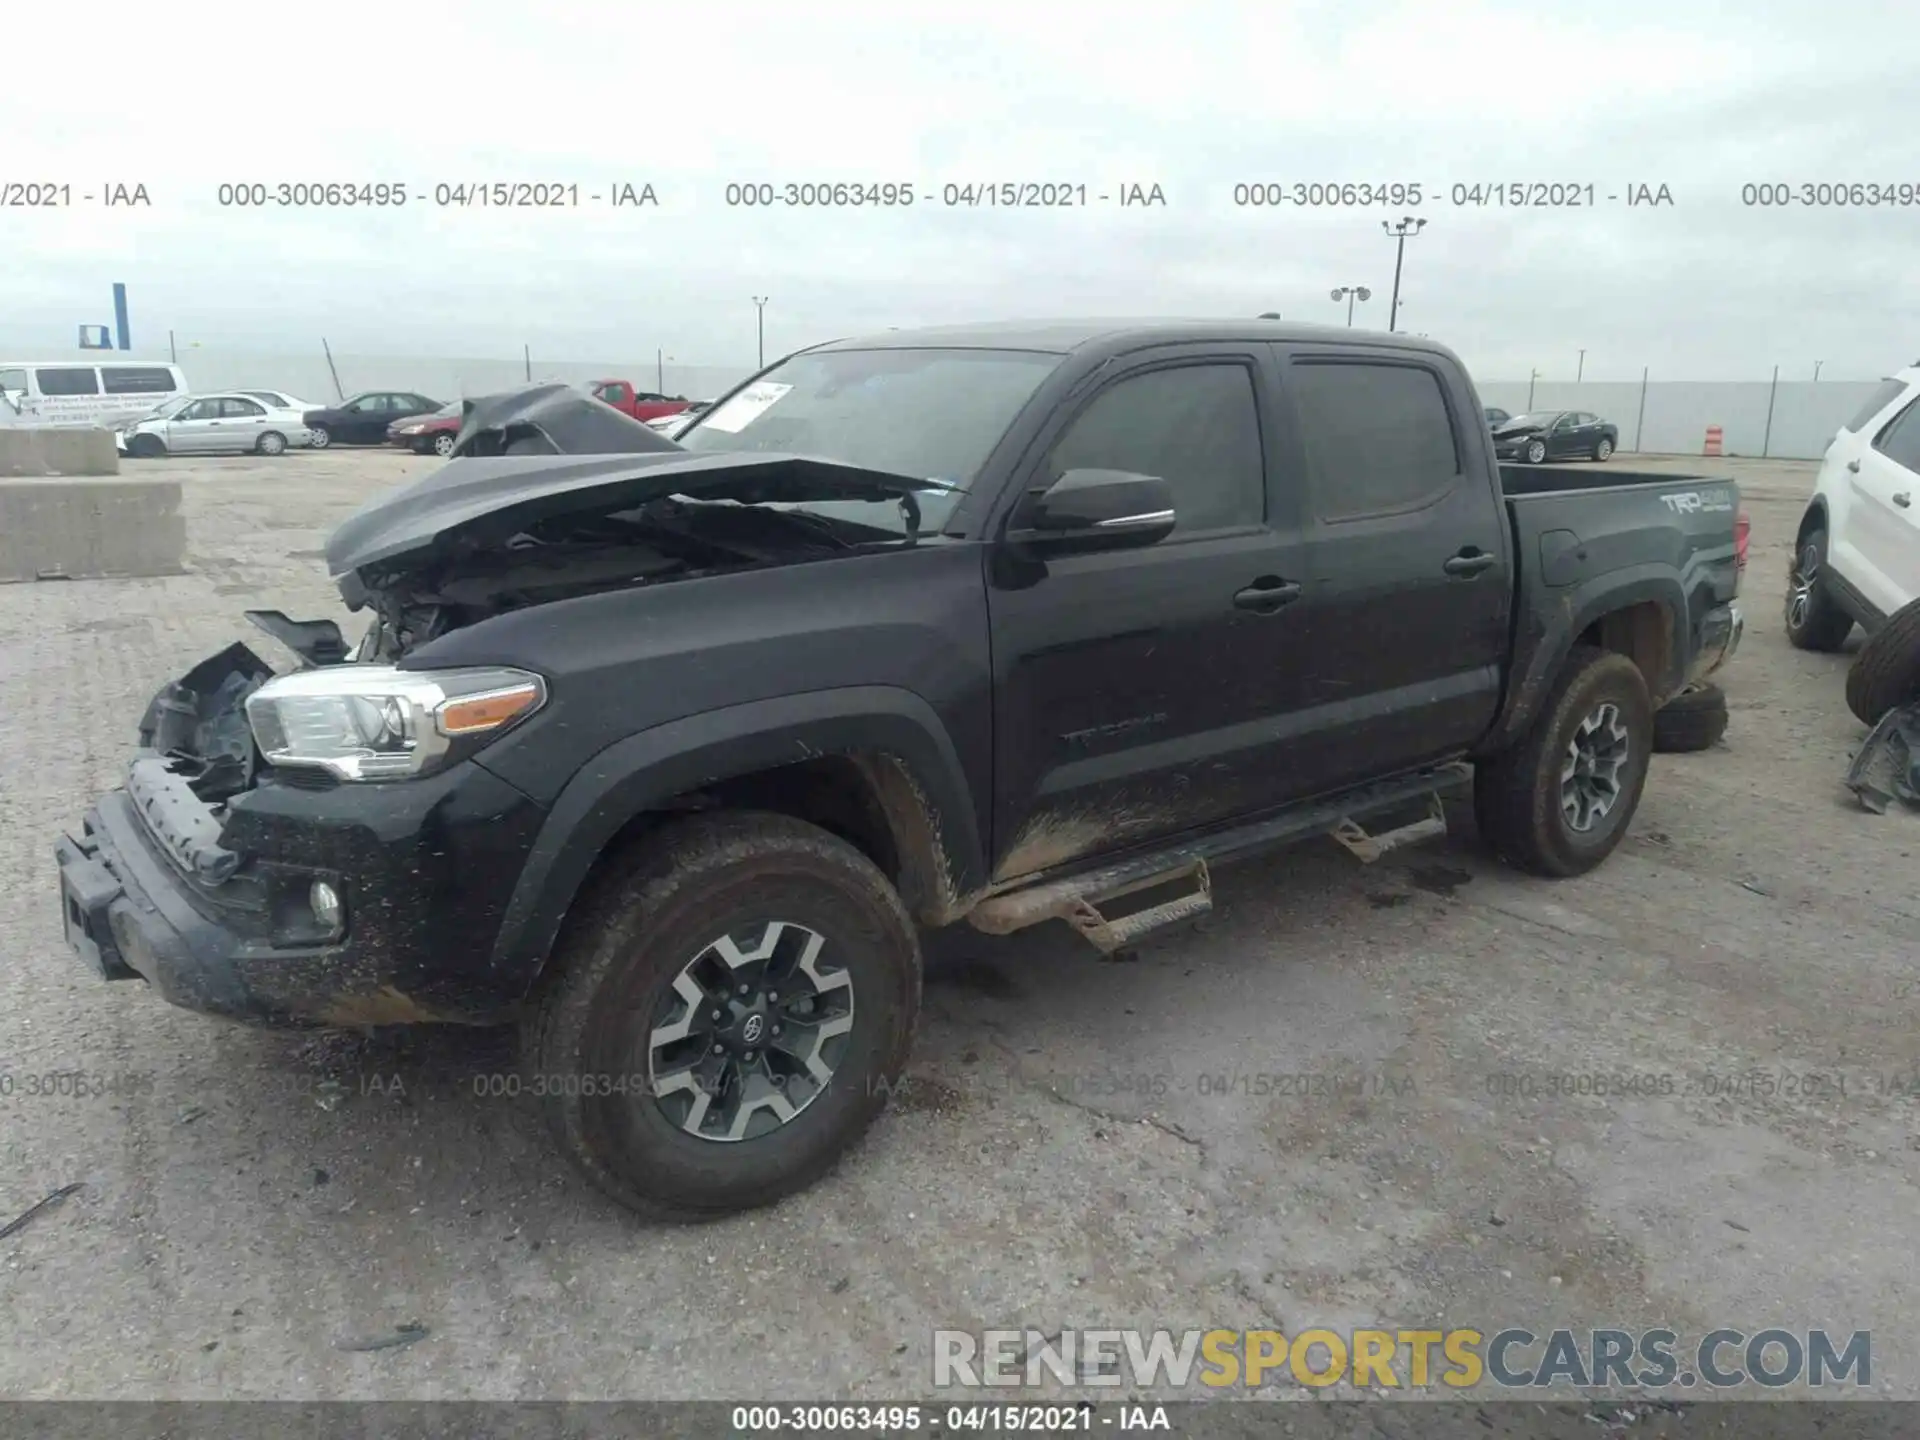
[{"left": 352, "top": 494, "right": 884, "bottom": 661}]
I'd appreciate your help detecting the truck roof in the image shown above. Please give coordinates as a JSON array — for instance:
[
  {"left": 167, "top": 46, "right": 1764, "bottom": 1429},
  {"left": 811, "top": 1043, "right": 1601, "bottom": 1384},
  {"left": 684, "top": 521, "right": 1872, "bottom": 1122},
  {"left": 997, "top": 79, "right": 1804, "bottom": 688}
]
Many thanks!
[{"left": 809, "top": 318, "right": 1461, "bottom": 362}]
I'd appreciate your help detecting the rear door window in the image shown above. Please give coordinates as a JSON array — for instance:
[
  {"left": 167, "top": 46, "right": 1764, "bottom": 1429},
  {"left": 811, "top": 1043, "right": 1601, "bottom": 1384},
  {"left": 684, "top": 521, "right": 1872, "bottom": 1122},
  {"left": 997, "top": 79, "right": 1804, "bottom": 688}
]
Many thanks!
[{"left": 1288, "top": 360, "right": 1462, "bottom": 521}]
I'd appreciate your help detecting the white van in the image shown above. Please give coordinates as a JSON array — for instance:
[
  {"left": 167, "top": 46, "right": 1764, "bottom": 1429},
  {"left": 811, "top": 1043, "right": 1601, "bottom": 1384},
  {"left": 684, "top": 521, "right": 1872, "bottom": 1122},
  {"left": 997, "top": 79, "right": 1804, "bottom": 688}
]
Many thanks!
[{"left": 0, "top": 362, "right": 190, "bottom": 429}]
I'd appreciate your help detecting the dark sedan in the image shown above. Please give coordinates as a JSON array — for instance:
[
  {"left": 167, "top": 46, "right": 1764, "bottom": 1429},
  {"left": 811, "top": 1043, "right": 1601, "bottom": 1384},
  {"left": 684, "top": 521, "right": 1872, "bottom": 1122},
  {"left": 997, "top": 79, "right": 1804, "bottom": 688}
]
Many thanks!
[
  {"left": 1491, "top": 409, "right": 1619, "bottom": 464},
  {"left": 301, "top": 390, "right": 441, "bottom": 449}
]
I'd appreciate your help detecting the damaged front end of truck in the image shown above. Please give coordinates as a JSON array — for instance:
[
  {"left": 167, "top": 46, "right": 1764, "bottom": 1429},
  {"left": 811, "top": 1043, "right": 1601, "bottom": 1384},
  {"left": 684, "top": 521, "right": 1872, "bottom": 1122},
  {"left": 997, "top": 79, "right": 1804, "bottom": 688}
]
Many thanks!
[{"left": 53, "top": 383, "right": 955, "bottom": 1025}]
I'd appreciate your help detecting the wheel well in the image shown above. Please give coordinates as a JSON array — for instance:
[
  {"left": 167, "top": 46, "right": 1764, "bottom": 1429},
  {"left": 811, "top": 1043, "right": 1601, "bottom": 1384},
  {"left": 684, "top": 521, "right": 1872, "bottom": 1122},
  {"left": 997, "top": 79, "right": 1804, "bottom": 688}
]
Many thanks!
[
  {"left": 1576, "top": 600, "right": 1672, "bottom": 700},
  {"left": 1795, "top": 501, "right": 1827, "bottom": 547},
  {"left": 557, "top": 750, "right": 964, "bottom": 948}
]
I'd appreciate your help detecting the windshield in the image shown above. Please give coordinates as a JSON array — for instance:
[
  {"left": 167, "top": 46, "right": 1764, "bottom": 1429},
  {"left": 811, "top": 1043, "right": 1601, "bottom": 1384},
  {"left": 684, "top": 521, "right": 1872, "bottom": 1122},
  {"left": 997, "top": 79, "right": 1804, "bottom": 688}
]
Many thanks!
[
  {"left": 143, "top": 396, "right": 193, "bottom": 419},
  {"left": 1503, "top": 412, "right": 1561, "bottom": 428},
  {"left": 676, "top": 347, "right": 1063, "bottom": 531}
]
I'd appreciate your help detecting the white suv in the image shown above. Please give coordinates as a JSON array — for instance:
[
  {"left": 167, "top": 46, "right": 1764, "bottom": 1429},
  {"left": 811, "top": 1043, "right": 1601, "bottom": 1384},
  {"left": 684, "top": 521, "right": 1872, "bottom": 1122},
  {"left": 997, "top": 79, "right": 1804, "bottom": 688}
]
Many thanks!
[{"left": 1787, "top": 365, "right": 1920, "bottom": 650}]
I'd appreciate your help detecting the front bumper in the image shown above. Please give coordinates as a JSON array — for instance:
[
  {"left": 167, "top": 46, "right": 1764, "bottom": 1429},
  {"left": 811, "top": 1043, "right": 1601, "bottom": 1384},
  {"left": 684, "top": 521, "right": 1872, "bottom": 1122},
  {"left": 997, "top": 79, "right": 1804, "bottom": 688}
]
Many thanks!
[
  {"left": 55, "top": 753, "right": 549, "bottom": 1027},
  {"left": 1688, "top": 602, "right": 1743, "bottom": 685}
]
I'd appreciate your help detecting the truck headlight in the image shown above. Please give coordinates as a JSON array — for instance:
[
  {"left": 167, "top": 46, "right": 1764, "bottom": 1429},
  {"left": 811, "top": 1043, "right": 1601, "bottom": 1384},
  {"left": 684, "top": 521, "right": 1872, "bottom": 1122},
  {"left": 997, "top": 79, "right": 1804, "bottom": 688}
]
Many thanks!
[{"left": 244, "top": 665, "right": 546, "bottom": 781}]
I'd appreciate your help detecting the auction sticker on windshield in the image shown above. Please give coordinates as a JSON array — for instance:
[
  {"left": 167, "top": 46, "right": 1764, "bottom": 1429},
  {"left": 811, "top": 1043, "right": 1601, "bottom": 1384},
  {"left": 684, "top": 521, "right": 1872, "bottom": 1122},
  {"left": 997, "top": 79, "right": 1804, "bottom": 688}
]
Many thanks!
[{"left": 701, "top": 381, "right": 793, "bottom": 434}]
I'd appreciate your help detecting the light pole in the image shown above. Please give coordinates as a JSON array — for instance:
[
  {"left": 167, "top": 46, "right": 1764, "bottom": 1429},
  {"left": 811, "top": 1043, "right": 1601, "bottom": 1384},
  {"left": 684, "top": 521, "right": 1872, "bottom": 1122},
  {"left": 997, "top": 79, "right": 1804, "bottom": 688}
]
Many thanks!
[
  {"left": 1380, "top": 215, "right": 1426, "bottom": 332},
  {"left": 752, "top": 296, "right": 768, "bottom": 368},
  {"left": 1813, "top": 360, "right": 1823, "bottom": 382},
  {"left": 1331, "top": 285, "right": 1371, "bottom": 327},
  {"left": 1527, "top": 368, "right": 1542, "bottom": 409},
  {"left": 1577, "top": 349, "right": 1586, "bottom": 383}
]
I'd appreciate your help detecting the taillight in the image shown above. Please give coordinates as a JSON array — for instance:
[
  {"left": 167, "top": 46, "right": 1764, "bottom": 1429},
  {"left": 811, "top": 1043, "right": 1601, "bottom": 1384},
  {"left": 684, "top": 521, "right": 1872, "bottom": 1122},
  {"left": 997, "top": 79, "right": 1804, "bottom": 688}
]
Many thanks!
[{"left": 1734, "top": 510, "right": 1751, "bottom": 587}]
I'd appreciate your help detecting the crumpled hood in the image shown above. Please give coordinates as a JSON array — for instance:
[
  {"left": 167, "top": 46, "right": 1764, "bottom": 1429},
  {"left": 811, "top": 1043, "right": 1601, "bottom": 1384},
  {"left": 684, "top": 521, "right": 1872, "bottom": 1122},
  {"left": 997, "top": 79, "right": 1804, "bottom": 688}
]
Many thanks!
[
  {"left": 1492, "top": 420, "right": 1545, "bottom": 438},
  {"left": 322, "top": 384, "right": 953, "bottom": 595}
]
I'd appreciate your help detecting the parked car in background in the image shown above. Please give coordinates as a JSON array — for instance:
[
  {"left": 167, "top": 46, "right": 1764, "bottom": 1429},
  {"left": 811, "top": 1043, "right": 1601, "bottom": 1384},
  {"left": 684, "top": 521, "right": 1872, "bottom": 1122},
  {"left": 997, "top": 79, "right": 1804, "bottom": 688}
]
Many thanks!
[
  {"left": 1484, "top": 406, "right": 1511, "bottom": 427},
  {"left": 644, "top": 399, "right": 712, "bottom": 437},
  {"left": 302, "top": 391, "right": 440, "bottom": 449},
  {"left": 1492, "top": 410, "right": 1619, "bottom": 463},
  {"left": 117, "top": 392, "right": 311, "bottom": 457},
  {"left": 0, "top": 361, "right": 189, "bottom": 428},
  {"left": 589, "top": 379, "right": 691, "bottom": 423},
  {"left": 239, "top": 389, "right": 324, "bottom": 415},
  {"left": 388, "top": 400, "right": 464, "bottom": 457},
  {"left": 1785, "top": 363, "right": 1920, "bottom": 722}
]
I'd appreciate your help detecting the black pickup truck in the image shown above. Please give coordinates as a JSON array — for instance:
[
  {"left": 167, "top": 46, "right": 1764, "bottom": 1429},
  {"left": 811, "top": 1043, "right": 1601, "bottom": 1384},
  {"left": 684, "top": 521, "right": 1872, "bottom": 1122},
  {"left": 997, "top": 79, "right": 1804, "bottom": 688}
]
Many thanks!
[{"left": 54, "top": 321, "right": 1744, "bottom": 1219}]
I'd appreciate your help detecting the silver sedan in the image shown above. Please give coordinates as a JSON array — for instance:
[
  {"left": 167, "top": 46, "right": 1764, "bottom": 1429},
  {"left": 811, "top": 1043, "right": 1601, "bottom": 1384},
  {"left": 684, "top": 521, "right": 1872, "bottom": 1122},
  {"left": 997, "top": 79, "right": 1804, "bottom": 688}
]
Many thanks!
[{"left": 117, "top": 393, "right": 314, "bottom": 457}]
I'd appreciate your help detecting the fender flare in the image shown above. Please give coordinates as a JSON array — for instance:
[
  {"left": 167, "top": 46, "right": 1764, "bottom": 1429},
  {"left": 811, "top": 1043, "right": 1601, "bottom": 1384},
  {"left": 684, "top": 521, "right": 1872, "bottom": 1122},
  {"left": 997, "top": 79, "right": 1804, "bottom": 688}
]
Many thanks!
[
  {"left": 1486, "top": 569, "right": 1688, "bottom": 753},
  {"left": 484, "top": 685, "right": 986, "bottom": 988}
]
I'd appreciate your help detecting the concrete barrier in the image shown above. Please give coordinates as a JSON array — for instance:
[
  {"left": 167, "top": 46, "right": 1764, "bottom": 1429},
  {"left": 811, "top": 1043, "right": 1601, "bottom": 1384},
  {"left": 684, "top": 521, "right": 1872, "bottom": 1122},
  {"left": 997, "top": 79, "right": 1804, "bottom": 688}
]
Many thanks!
[
  {"left": 0, "top": 476, "right": 188, "bottom": 582},
  {"left": 0, "top": 426, "right": 121, "bottom": 478}
]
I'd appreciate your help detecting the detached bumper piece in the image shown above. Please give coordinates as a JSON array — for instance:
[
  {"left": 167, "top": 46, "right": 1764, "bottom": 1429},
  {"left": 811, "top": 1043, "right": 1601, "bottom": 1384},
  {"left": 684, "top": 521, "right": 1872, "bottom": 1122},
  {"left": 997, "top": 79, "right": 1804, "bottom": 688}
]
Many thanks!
[{"left": 1845, "top": 704, "right": 1920, "bottom": 815}]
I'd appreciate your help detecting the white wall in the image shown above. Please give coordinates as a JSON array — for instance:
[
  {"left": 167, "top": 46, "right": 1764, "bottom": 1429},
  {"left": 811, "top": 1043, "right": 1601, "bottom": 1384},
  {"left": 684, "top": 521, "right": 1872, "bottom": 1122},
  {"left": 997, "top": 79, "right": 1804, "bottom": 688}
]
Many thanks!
[{"left": 4, "top": 338, "right": 1885, "bottom": 460}]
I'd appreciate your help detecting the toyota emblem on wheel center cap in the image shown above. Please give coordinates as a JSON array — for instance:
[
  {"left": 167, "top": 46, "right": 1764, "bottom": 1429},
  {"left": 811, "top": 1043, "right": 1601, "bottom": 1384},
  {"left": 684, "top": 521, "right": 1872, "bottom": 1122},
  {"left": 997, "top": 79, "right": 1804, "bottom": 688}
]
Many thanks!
[{"left": 741, "top": 1014, "right": 766, "bottom": 1045}]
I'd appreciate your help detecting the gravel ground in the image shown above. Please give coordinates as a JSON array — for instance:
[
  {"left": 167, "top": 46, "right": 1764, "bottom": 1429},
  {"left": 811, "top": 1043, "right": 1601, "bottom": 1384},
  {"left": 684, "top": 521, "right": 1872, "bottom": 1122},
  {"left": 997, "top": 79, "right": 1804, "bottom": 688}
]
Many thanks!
[{"left": 0, "top": 448, "right": 1914, "bottom": 1406}]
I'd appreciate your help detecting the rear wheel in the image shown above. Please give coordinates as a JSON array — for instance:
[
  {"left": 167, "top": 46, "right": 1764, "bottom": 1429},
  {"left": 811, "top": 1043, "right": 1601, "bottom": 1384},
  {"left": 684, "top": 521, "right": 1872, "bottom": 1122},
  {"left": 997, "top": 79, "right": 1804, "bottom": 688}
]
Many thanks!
[
  {"left": 1474, "top": 646, "right": 1653, "bottom": 877},
  {"left": 1592, "top": 436, "right": 1614, "bottom": 461},
  {"left": 1844, "top": 595, "right": 1920, "bottom": 726},
  {"left": 255, "top": 430, "right": 287, "bottom": 456},
  {"left": 1652, "top": 682, "right": 1729, "bottom": 753},
  {"left": 521, "top": 811, "right": 922, "bottom": 1221},
  {"left": 1783, "top": 527, "right": 1854, "bottom": 651},
  {"left": 307, "top": 424, "right": 331, "bottom": 449}
]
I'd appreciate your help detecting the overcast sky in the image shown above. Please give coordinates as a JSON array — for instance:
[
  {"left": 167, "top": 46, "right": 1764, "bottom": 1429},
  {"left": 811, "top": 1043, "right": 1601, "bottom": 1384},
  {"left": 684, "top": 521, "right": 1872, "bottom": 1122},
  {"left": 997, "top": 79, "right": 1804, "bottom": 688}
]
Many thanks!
[{"left": 4, "top": 0, "right": 1915, "bottom": 382}]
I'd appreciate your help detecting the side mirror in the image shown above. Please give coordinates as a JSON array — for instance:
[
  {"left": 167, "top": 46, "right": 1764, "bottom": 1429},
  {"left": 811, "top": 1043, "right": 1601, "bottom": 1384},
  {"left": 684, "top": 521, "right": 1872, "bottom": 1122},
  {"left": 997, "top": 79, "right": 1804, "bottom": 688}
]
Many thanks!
[{"left": 1006, "top": 468, "right": 1177, "bottom": 551}]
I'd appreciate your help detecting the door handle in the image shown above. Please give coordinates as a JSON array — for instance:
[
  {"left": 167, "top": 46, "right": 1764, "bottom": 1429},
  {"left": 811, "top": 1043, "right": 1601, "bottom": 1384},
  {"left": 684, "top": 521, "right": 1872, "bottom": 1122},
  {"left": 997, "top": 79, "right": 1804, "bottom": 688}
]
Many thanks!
[
  {"left": 1443, "top": 550, "right": 1497, "bottom": 577},
  {"left": 1233, "top": 577, "right": 1302, "bottom": 613},
  {"left": 1896, "top": 492, "right": 1912, "bottom": 508},
  {"left": 1847, "top": 459, "right": 1861, "bottom": 472}
]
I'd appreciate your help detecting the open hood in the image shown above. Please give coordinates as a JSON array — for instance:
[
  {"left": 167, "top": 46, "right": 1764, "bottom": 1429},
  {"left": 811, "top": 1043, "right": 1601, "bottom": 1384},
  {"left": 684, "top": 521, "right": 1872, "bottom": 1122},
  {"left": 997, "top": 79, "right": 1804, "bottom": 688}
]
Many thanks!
[{"left": 323, "top": 384, "right": 960, "bottom": 603}]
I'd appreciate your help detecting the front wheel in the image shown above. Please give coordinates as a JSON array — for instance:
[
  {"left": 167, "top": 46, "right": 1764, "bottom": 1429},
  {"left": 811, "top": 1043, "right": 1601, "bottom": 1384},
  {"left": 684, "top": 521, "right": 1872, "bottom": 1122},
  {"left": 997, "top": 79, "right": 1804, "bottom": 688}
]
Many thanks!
[
  {"left": 521, "top": 811, "right": 922, "bottom": 1221},
  {"left": 1592, "top": 436, "right": 1614, "bottom": 461},
  {"left": 307, "top": 424, "right": 331, "bottom": 449},
  {"left": 1474, "top": 646, "right": 1653, "bottom": 877},
  {"left": 1525, "top": 438, "right": 1547, "bottom": 464},
  {"left": 255, "top": 430, "right": 287, "bottom": 456},
  {"left": 126, "top": 434, "right": 166, "bottom": 458},
  {"left": 432, "top": 432, "right": 457, "bottom": 457}
]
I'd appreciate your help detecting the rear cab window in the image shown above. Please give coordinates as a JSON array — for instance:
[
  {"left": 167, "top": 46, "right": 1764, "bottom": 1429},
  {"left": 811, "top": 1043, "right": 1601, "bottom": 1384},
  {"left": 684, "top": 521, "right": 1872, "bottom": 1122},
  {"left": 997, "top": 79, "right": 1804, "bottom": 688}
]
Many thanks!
[{"left": 1286, "top": 359, "right": 1463, "bottom": 521}]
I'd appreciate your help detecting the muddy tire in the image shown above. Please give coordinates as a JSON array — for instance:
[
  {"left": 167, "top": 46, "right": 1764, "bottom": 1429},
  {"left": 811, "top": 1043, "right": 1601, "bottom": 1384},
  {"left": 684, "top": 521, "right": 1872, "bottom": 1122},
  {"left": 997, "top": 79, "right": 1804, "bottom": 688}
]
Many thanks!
[
  {"left": 1845, "top": 596, "right": 1920, "bottom": 726},
  {"left": 1474, "top": 646, "right": 1653, "bottom": 878},
  {"left": 1652, "top": 682, "right": 1729, "bottom": 753},
  {"left": 521, "top": 811, "right": 922, "bottom": 1221},
  {"left": 1784, "top": 526, "right": 1854, "bottom": 652}
]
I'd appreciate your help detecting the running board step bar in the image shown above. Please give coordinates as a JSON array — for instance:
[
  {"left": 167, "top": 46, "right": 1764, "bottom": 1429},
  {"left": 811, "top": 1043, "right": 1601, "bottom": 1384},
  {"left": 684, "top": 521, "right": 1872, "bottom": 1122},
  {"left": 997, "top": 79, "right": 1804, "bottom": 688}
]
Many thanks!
[
  {"left": 1328, "top": 793, "right": 1448, "bottom": 863},
  {"left": 971, "top": 859, "right": 1213, "bottom": 955},
  {"left": 965, "top": 763, "right": 1469, "bottom": 956}
]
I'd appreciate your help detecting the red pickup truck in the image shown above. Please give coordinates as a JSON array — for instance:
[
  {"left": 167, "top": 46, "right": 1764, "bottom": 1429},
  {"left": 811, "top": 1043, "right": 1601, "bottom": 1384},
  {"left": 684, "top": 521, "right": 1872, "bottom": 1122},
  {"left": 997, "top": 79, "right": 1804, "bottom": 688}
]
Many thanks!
[{"left": 589, "top": 380, "right": 690, "bottom": 423}]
